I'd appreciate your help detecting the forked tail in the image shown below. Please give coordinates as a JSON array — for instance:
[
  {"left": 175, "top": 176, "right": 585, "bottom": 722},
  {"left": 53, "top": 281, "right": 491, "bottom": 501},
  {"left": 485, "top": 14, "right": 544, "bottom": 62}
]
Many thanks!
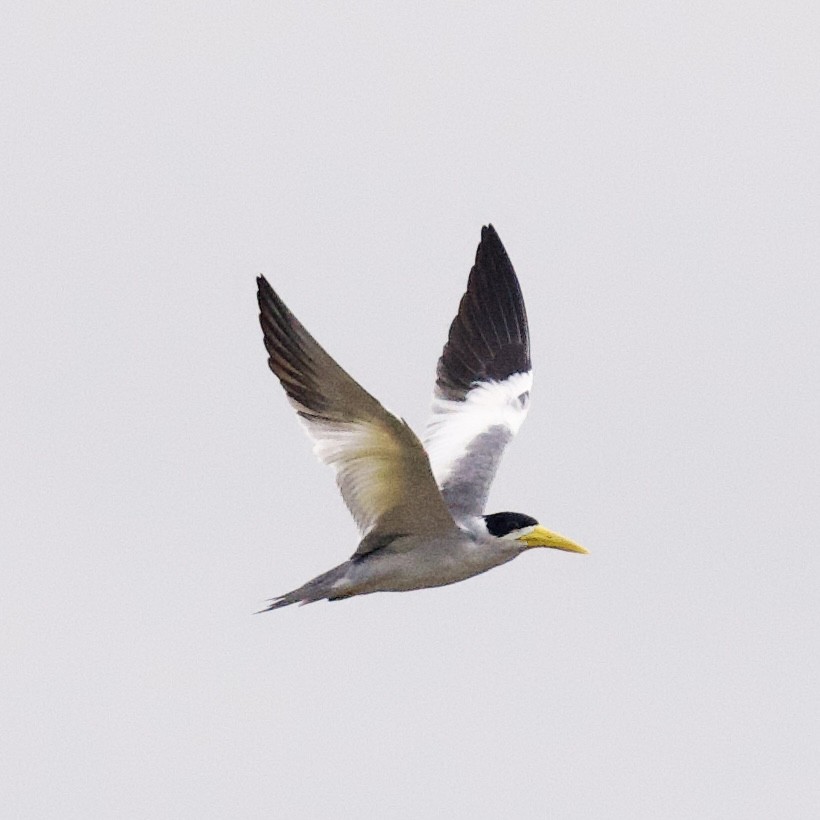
[{"left": 258, "top": 561, "right": 352, "bottom": 612}]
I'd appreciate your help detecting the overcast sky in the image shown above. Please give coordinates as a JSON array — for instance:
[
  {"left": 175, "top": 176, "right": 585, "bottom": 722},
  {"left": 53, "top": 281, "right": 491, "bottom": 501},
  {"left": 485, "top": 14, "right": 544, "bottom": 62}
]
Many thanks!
[{"left": 3, "top": 3, "right": 819, "bottom": 818}]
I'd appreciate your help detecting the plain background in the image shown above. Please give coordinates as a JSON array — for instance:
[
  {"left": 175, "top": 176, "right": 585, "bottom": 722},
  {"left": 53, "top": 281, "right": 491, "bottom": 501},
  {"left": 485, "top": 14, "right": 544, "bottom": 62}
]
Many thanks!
[{"left": 2, "top": 3, "right": 818, "bottom": 818}]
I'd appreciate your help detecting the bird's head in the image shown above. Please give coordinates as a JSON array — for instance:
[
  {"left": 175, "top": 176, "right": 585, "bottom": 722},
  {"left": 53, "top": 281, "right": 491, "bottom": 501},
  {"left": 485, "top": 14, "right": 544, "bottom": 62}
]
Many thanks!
[{"left": 483, "top": 512, "right": 588, "bottom": 554}]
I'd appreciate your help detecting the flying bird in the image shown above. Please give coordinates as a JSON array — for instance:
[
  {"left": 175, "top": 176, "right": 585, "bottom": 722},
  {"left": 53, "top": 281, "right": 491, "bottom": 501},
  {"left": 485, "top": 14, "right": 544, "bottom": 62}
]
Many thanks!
[{"left": 256, "top": 225, "right": 587, "bottom": 610}]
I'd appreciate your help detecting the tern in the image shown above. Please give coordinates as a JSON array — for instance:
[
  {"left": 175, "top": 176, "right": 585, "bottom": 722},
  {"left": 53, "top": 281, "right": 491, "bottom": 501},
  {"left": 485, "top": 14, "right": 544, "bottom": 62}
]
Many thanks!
[{"left": 256, "top": 225, "right": 587, "bottom": 610}]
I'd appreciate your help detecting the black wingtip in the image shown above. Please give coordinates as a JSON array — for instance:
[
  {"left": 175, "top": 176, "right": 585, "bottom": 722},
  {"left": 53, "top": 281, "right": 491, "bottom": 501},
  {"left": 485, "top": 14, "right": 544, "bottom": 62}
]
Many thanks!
[
  {"left": 480, "top": 223, "right": 502, "bottom": 245},
  {"left": 256, "top": 274, "right": 273, "bottom": 299},
  {"left": 476, "top": 224, "right": 512, "bottom": 268},
  {"left": 434, "top": 225, "right": 531, "bottom": 400}
]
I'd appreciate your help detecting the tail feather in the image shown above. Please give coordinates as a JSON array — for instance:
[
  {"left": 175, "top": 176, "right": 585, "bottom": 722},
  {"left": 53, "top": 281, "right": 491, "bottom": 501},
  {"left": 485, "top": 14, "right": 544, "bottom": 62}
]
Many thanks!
[{"left": 257, "top": 561, "right": 352, "bottom": 613}]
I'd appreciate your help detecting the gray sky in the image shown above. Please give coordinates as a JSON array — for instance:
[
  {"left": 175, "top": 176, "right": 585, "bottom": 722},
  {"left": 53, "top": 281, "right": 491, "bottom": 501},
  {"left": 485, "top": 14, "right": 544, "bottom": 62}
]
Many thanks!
[{"left": 3, "top": 3, "right": 819, "bottom": 818}]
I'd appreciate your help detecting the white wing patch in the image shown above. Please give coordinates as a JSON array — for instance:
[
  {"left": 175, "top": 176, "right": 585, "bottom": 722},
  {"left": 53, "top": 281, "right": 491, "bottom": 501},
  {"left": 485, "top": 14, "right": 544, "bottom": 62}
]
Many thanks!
[
  {"left": 423, "top": 370, "right": 533, "bottom": 488},
  {"left": 295, "top": 415, "right": 403, "bottom": 535}
]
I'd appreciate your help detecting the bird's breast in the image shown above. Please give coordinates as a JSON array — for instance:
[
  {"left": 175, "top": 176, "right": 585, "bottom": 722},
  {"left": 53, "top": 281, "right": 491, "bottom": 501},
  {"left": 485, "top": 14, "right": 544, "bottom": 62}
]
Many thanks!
[{"left": 347, "top": 534, "right": 517, "bottom": 593}]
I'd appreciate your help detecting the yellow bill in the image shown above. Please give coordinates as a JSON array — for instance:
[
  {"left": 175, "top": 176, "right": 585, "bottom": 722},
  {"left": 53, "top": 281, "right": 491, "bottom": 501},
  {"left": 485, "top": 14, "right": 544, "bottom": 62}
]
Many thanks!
[{"left": 518, "top": 525, "right": 589, "bottom": 554}]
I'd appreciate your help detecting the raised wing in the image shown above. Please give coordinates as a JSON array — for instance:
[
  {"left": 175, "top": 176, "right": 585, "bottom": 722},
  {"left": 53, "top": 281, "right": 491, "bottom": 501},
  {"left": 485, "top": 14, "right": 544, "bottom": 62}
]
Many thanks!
[
  {"left": 257, "top": 276, "right": 455, "bottom": 551},
  {"left": 422, "top": 225, "right": 532, "bottom": 521}
]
